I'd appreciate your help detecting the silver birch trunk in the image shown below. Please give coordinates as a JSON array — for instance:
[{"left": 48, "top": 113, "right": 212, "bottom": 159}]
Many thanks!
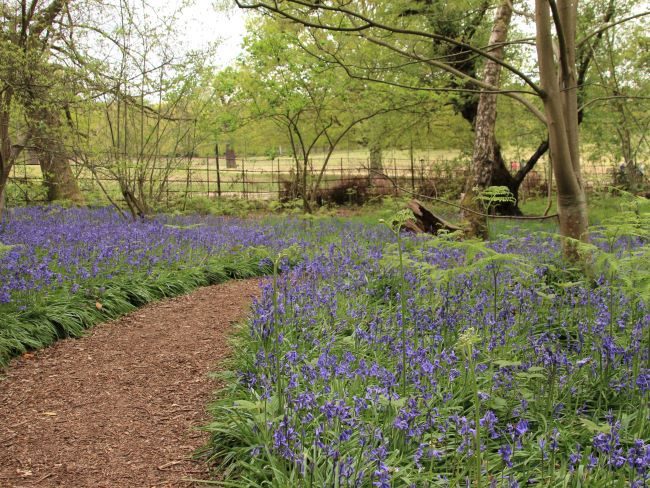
[{"left": 462, "top": 0, "right": 513, "bottom": 238}]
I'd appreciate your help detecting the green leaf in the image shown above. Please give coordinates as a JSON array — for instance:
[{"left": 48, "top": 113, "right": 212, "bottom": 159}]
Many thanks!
[
  {"left": 579, "top": 418, "right": 612, "bottom": 434},
  {"left": 493, "top": 359, "right": 522, "bottom": 368},
  {"left": 489, "top": 396, "right": 509, "bottom": 412},
  {"left": 232, "top": 400, "right": 263, "bottom": 411}
]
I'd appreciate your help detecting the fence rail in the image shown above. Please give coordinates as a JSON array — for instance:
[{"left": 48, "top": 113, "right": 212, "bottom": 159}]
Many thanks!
[{"left": 6, "top": 154, "right": 643, "bottom": 207}]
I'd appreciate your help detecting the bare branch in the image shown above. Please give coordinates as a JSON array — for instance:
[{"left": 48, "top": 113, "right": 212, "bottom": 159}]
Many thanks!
[{"left": 579, "top": 95, "right": 650, "bottom": 112}]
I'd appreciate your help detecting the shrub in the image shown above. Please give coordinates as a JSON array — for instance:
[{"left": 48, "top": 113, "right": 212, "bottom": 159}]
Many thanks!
[{"left": 317, "top": 177, "right": 370, "bottom": 206}]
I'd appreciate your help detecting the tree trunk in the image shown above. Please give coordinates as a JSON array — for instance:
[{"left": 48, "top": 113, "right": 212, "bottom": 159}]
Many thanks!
[
  {"left": 462, "top": 0, "right": 513, "bottom": 238},
  {"left": 0, "top": 169, "right": 9, "bottom": 214},
  {"left": 618, "top": 123, "right": 643, "bottom": 191},
  {"left": 612, "top": 97, "right": 642, "bottom": 191},
  {"left": 369, "top": 143, "right": 383, "bottom": 171},
  {"left": 302, "top": 157, "right": 312, "bottom": 213},
  {"left": 0, "top": 90, "right": 14, "bottom": 217},
  {"left": 535, "top": 0, "right": 588, "bottom": 249},
  {"left": 36, "top": 148, "right": 83, "bottom": 203},
  {"left": 29, "top": 108, "right": 84, "bottom": 204},
  {"left": 0, "top": 88, "right": 28, "bottom": 216},
  {"left": 225, "top": 145, "right": 237, "bottom": 168}
]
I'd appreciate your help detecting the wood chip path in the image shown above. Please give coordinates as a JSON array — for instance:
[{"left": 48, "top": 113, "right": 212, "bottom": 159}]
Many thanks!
[{"left": 0, "top": 278, "right": 261, "bottom": 487}]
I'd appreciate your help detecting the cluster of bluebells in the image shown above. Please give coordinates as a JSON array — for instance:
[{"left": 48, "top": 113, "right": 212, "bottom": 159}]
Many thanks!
[
  {"left": 0, "top": 206, "right": 375, "bottom": 306},
  {"left": 225, "top": 229, "right": 649, "bottom": 486}
]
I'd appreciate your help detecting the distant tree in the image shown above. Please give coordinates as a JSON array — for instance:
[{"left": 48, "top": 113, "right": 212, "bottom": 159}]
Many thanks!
[
  {"left": 222, "top": 19, "right": 434, "bottom": 212},
  {"left": 59, "top": 0, "right": 217, "bottom": 217},
  {"left": 582, "top": 20, "right": 649, "bottom": 191}
]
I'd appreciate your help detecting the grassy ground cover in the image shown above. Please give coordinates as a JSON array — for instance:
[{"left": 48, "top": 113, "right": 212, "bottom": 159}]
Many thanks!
[{"left": 203, "top": 201, "right": 649, "bottom": 486}]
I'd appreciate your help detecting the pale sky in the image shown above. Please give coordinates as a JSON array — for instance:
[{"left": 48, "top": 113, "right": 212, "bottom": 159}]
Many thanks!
[{"left": 148, "top": 0, "right": 247, "bottom": 66}]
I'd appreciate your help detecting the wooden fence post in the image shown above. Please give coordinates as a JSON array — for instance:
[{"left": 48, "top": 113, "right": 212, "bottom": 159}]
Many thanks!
[
  {"left": 215, "top": 144, "right": 222, "bottom": 197},
  {"left": 410, "top": 140, "right": 415, "bottom": 191},
  {"left": 206, "top": 156, "right": 210, "bottom": 196}
]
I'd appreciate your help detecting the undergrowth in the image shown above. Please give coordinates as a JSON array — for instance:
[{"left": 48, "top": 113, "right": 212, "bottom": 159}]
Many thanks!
[
  {"left": 0, "top": 206, "right": 311, "bottom": 366},
  {"left": 200, "top": 195, "right": 649, "bottom": 487},
  {"left": 0, "top": 248, "right": 275, "bottom": 366}
]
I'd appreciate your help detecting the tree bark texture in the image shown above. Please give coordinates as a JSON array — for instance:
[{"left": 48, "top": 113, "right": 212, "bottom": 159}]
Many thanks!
[
  {"left": 369, "top": 143, "right": 383, "bottom": 171},
  {"left": 0, "top": 89, "right": 28, "bottom": 215},
  {"left": 0, "top": 89, "right": 14, "bottom": 216},
  {"left": 462, "top": 0, "right": 513, "bottom": 238},
  {"left": 0, "top": 168, "right": 9, "bottom": 214},
  {"left": 28, "top": 108, "right": 84, "bottom": 204},
  {"left": 535, "top": 0, "right": 589, "bottom": 247}
]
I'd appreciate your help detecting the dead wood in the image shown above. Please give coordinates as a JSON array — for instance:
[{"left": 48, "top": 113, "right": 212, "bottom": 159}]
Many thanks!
[{"left": 407, "top": 199, "right": 465, "bottom": 235}]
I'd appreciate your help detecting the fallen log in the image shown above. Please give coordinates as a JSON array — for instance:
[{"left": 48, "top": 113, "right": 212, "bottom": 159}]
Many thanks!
[{"left": 407, "top": 199, "right": 465, "bottom": 235}]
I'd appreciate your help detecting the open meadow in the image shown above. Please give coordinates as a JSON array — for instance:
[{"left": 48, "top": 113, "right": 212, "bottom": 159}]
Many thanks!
[{"left": 6, "top": 146, "right": 623, "bottom": 205}]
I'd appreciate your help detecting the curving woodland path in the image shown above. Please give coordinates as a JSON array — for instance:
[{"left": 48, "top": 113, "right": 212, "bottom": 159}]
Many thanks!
[{"left": 0, "top": 279, "right": 261, "bottom": 488}]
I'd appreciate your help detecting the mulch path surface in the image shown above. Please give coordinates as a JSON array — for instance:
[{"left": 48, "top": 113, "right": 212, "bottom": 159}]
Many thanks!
[{"left": 0, "top": 278, "right": 261, "bottom": 488}]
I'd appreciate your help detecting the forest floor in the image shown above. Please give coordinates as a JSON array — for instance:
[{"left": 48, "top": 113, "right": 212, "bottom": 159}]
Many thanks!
[{"left": 0, "top": 278, "right": 261, "bottom": 488}]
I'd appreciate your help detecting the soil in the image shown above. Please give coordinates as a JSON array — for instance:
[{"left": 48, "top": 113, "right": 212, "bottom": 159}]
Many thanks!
[{"left": 0, "top": 278, "right": 261, "bottom": 488}]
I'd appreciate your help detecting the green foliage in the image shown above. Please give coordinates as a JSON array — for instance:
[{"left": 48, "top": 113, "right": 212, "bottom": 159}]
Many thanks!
[
  {"left": 578, "top": 191, "right": 650, "bottom": 303},
  {"left": 4, "top": 178, "right": 48, "bottom": 206},
  {"left": 0, "top": 247, "right": 281, "bottom": 367},
  {"left": 476, "top": 186, "right": 517, "bottom": 212},
  {"left": 379, "top": 209, "right": 413, "bottom": 232}
]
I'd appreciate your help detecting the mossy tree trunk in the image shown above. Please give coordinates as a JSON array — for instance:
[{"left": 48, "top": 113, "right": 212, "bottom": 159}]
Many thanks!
[{"left": 28, "top": 107, "right": 84, "bottom": 204}]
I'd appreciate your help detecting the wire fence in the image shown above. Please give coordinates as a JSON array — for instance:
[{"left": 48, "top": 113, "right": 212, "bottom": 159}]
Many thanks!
[{"left": 5, "top": 153, "right": 644, "bottom": 208}]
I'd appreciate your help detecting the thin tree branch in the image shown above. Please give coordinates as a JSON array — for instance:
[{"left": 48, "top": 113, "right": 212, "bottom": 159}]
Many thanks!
[
  {"left": 235, "top": 0, "right": 545, "bottom": 96},
  {"left": 363, "top": 34, "right": 547, "bottom": 124},
  {"left": 577, "top": 11, "right": 650, "bottom": 48},
  {"left": 579, "top": 95, "right": 650, "bottom": 112}
]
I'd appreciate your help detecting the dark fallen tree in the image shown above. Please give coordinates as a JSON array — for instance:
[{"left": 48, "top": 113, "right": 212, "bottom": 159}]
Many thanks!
[
  {"left": 405, "top": 199, "right": 465, "bottom": 234},
  {"left": 405, "top": 197, "right": 560, "bottom": 237}
]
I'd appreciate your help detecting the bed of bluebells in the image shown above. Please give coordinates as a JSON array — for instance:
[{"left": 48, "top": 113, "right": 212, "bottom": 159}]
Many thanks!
[
  {"left": 1, "top": 205, "right": 649, "bottom": 486},
  {"left": 204, "top": 216, "right": 649, "bottom": 487},
  {"left": 0, "top": 205, "right": 316, "bottom": 364}
]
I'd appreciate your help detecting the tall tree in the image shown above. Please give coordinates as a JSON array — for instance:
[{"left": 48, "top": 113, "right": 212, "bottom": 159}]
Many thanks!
[
  {"left": 462, "top": 0, "right": 513, "bottom": 236},
  {"left": 0, "top": 0, "right": 85, "bottom": 211},
  {"left": 535, "top": 0, "right": 588, "bottom": 244}
]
